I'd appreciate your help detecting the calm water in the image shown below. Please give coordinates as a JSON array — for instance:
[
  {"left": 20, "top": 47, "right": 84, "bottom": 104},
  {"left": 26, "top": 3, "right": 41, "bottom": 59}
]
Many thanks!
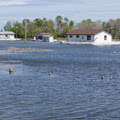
[{"left": 0, "top": 41, "right": 120, "bottom": 120}]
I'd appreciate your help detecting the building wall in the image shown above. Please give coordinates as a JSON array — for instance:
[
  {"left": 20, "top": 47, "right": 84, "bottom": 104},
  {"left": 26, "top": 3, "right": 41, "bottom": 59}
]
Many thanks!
[
  {"left": 67, "top": 35, "right": 94, "bottom": 42},
  {"left": 36, "top": 34, "right": 54, "bottom": 42},
  {"left": 94, "top": 31, "right": 112, "bottom": 43},
  {"left": 0, "top": 34, "right": 15, "bottom": 40},
  {"left": 49, "top": 37, "right": 54, "bottom": 42},
  {"left": 36, "top": 35, "right": 54, "bottom": 42},
  {"left": 39, "top": 36, "right": 54, "bottom": 42},
  {"left": 67, "top": 31, "right": 112, "bottom": 43}
]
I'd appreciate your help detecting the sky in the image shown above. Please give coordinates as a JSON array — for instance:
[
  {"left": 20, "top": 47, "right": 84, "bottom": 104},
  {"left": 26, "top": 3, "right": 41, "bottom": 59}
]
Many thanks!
[{"left": 0, "top": 0, "right": 120, "bottom": 29}]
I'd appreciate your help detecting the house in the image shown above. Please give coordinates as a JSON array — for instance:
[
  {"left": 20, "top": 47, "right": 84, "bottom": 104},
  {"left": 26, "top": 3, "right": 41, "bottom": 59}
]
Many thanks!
[
  {"left": 66, "top": 29, "right": 112, "bottom": 44},
  {"left": 36, "top": 33, "right": 54, "bottom": 42},
  {"left": 0, "top": 31, "right": 16, "bottom": 40}
]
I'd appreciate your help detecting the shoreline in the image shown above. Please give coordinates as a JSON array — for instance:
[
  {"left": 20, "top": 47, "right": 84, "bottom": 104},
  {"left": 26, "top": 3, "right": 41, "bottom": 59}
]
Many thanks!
[{"left": 61, "top": 41, "right": 120, "bottom": 46}]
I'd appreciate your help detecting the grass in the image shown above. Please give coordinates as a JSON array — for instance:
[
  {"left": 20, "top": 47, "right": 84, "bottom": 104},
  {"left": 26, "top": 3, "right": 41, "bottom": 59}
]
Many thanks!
[
  {"left": 55, "top": 37, "right": 67, "bottom": 41},
  {"left": 0, "top": 47, "right": 50, "bottom": 66},
  {"left": 7, "top": 47, "right": 50, "bottom": 52},
  {"left": 112, "top": 39, "right": 120, "bottom": 41}
]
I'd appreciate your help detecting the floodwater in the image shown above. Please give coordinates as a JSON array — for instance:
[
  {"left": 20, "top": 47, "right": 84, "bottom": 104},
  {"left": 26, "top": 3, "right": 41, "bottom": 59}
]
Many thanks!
[{"left": 0, "top": 41, "right": 120, "bottom": 120}]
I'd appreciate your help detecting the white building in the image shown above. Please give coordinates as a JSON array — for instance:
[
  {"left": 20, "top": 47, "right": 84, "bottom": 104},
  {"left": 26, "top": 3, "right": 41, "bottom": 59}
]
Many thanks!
[
  {"left": 66, "top": 29, "right": 112, "bottom": 44},
  {"left": 36, "top": 33, "right": 54, "bottom": 42},
  {"left": 0, "top": 31, "right": 16, "bottom": 40}
]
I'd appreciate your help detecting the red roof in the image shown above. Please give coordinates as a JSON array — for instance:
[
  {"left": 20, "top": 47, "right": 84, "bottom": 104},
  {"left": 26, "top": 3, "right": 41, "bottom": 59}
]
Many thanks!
[
  {"left": 66, "top": 29, "right": 104, "bottom": 35},
  {"left": 40, "top": 33, "right": 52, "bottom": 36}
]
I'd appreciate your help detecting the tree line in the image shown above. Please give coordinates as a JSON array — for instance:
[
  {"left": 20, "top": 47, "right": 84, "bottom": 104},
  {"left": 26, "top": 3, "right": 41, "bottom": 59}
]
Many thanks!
[{"left": 3, "top": 16, "right": 120, "bottom": 40}]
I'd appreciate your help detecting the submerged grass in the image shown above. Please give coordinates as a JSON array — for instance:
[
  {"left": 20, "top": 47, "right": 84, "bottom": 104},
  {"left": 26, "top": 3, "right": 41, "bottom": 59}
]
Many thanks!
[
  {"left": 0, "top": 47, "right": 50, "bottom": 66},
  {"left": 7, "top": 47, "right": 50, "bottom": 52}
]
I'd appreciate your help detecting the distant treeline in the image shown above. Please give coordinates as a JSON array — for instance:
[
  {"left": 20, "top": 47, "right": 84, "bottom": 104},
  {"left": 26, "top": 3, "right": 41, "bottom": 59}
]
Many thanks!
[{"left": 3, "top": 16, "right": 120, "bottom": 40}]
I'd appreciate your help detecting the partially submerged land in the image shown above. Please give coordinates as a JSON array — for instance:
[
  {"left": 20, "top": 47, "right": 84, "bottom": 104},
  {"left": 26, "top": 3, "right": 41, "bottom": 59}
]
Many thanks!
[
  {"left": 0, "top": 47, "right": 50, "bottom": 68},
  {"left": 0, "top": 47, "right": 50, "bottom": 53},
  {"left": 7, "top": 47, "right": 50, "bottom": 52},
  {"left": 61, "top": 41, "right": 120, "bottom": 46}
]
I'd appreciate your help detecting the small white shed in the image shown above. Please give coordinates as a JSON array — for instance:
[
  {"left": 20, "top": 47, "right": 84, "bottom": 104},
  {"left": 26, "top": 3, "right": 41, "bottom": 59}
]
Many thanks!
[
  {"left": 36, "top": 33, "right": 54, "bottom": 42},
  {"left": 0, "top": 31, "right": 16, "bottom": 40},
  {"left": 66, "top": 29, "right": 112, "bottom": 44}
]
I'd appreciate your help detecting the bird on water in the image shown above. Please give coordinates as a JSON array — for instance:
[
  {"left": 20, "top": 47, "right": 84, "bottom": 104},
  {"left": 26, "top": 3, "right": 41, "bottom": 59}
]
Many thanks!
[
  {"left": 9, "top": 66, "right": 15, "bottom": 75},
  {"left": 101, "top": 76, "right": 104, "bottom": 80},
  {"left": 48, "top": 72, "right": 52, "bottom": 76},
  {"left": 110, "top": 76, "right": 112, "bottom": 80}
]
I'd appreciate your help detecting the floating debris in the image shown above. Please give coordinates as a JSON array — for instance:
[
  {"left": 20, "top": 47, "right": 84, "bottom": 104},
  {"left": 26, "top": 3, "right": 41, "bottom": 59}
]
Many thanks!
[
  {"left": 100, "top": 72, "right": 104, "bottom": 76},
  {"left": 113, "top": 51, "right": 117, "bottom": 54}
]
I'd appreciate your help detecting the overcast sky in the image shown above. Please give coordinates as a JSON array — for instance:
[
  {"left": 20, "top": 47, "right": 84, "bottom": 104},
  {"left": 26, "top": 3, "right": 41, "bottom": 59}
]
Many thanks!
[{"left": 0, "top": 0, "right": 120, "bottom": 29}]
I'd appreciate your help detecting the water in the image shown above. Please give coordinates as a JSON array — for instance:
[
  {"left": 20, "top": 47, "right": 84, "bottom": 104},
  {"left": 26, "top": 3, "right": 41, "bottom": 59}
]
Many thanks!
[{"left": 0, "top": 41, "right": 120, "bottom": 120}]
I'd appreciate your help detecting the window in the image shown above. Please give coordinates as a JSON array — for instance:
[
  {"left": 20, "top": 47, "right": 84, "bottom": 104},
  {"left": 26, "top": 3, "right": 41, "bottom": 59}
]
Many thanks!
[
  {"left": 76, "top": 35, "right": 79, "bottom": 38},
  {"left": 5, "top": 35, "right": 8, "bottom": 37},
  {"left": 87, "top": 35, "right": 91, "bottom": 40},
  {"left": 104, "top": 35, "right": 107, "bottom": 40},
  {"left": 82, "top": 36, "right": 84, "bottom": 39},
  {"left": 70, "top": 35, "right": 73, "bottom": 38}
]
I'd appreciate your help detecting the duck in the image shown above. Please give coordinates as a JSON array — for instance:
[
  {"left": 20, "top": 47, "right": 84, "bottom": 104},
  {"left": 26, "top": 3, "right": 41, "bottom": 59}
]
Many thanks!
[
  {"left": 110, "top": 76, "right": 112, "bottom": 80},
  {"left": 101, "top": 76, "right": 104, "bottom": 80},
  {"left": 48, "top": 72, "right": 52, "bottom": 76},
  {"left": 9, "top": 67, "right": 15, "bottom": 75}
]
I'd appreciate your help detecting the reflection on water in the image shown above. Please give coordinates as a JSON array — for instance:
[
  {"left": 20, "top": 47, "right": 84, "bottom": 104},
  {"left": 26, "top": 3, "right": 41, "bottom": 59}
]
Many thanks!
[{"left": 0, "top": 41, "right": 120, "bottom": 120}]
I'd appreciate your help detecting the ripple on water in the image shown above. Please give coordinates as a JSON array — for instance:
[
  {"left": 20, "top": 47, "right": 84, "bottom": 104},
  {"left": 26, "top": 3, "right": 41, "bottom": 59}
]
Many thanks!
[{"left": 0, "top": 42, "right": 120, "bottom": 119}]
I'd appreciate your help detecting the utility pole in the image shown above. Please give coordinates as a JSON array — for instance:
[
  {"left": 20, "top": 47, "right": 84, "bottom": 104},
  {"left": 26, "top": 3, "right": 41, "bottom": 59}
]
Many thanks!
[
  {"left": 16, "top": 26, "right": 17, "bottom": 40},
  {"left": 25, "top": 20, "right": 27, "bottom": 43}
]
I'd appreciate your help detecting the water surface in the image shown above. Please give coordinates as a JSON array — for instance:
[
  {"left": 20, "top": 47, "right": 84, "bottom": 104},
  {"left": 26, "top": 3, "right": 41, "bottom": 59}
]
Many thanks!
[{"left": 0, "top": 41, "right": 120, "bottom": 120}]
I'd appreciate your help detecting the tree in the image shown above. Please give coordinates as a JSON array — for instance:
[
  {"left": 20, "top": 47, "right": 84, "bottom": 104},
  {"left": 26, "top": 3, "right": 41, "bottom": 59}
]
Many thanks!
[
  {"left": 64, "top": 17, "right": 69, "bottom": 24},
  {"left": 34, "top": 18, "right": 43, "bottom": 27},
  {"left": 77, "top": 19, "right": 102, "bottom": 30},
  {"left": 4, "top": 21, "right": 12, "bottom": 31},
  {"left": 55, "top": 16, "right": 63, "bottom": 32},
  {"left": 6, "top": 16, "right": 120, "bottom": 40},
  {"left": 69, "top": 20, "right": 74, "bottom": 30}
]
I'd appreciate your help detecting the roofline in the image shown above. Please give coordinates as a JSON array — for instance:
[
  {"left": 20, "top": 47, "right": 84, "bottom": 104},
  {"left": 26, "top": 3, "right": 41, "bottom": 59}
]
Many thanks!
[
  {"left": 0, "top": 32, "right": 15, "bottom": 35},
  {"left": 94, "top": 30, "right": 112, "bottom": 36},
  {"left": 36, "top": 34, "right": 53, "bottom": 37},
  {"left": 66, "top": 34, "right": 95, "bottom": 35},
  {"left": 0, "top": 33, "right": 15, "bottom": 35},
  {"left": 36, "top": 35, "right": 53, "bottom": 37},
  {"left": 66, "top": 29, "right": 105, "bottom": 35}
]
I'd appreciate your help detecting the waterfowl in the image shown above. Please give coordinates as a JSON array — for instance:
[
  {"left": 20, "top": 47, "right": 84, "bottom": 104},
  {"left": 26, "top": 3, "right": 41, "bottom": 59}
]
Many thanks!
[
  {"left": 110, "top": 76, "right": 112, "bottom": 80},
  {"left": 101, "top": 76, "right": 104, "bottom": 80},
  {"left": 49, "top": 72, "right": 52, "bottom": 76},
  {"left": 9, "top": 67, "right": 15, "bottom": 75}
]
